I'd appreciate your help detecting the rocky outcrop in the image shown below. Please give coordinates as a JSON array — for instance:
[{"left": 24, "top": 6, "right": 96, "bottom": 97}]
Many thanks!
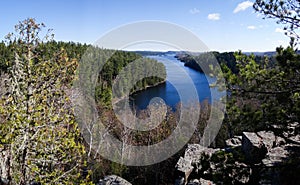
[
  {"left": 175, "top": 144, "right": 251, "bottom": 185},
  {"left": 257, "top": 131, "right": 276, "bottom": 150},
  {"left": 262, "top": 146, "right": 289, "bottom": 167},
  {"left": 242, "top": 132, "right": 268, "bottom": 163},
  {"left": 187, "top": 178, "right": 216, "bottom": 185},
  {"left": 225, "top": 136, "right": 242, "bottom": 148},
  {"left": 175, "top": 124, "right": 300, "bottom": 185},
  {"left": 175, "top": 177, "right": 216, "bottom": 185},
  {"left": 98, "top": 175, "right": 132, "bottom": 185},
  {"left": 176, "top": 144, "right": 219, "bottom": 183}
]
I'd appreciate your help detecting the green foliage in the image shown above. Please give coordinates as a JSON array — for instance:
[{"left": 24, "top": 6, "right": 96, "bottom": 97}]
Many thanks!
[
  {"left": 0, "top": 42, "right": 15, "bottom": 72},
  {"left": 254, "top": 0, "right": 300, "bottom": 44},
  {"left": 97, "top": 51, "right": 166, "bottom": 107},
  {"left": 176, "top": 52, "right": 237, "bottom": 74},
  {"left": 0, "top": 30, "right": 166, "bottom": 110},
  {"left": 0, "top": 18, "right": 92, "bottom": 184},
  {"left": 73, "top": 46, "right": 166, "bottom": 108},
  {"left": 112, "top": 57, "right": 166, "bottom": 98},
  {"left": 222, "top": 47, "right": 300, "bottom": 135}
]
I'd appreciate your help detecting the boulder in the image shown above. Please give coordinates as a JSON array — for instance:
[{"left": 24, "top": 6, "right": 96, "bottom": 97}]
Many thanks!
[
  {"left": 283, "top": 122, "right": 300, "bottom": 138},
  {"left": 257, "top": 131, "right": 276, "bottom": 151},
  {"left": 176, "top": 157, "right": 194, "bottom": 183},
  {"left": 175, "top": 129, "right": 299, "bottom": 185},
  {"left": 260, "top": 146, "right": 291, "bottom": 184},
  {"left": 288, "top": 122, "right": 299, "bottom": 134},
  {"left": 225, "top": 136, "right": 242, "bottom": 148},
  {"left": 186, "top": 178, "right": 215, "bottom": 185},
  {"left": 242, "top": 132, "right": 267, "bottom": 163},
  {"left": 183, "top": 144, "right": 218, "bottom": 163},
  {"left": 187, "top": 179, "right": 200, "bottom": 185},
  {"left": 199, "top": 178, "right": 215, "bottom": 185},
  {"left": 262, "top": 147, "right": 289, "bottom": 167},
  {"left": 175, "top": 144, "right": 219, "bottom": 184},
  {"left": 275, "top": 136, "right": 286, "bottom": 146},
  {"left": 288, "top": 135, "right": 300, "bottom": 145},
  {"left": 98, "top": 175, "right": 131, "bottom": 185},
  {"left": 229, "top": 162, "right": 252, "bottom": 184}
]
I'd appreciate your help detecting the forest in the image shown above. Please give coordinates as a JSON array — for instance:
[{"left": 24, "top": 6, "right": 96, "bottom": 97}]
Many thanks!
[
  {"left": 175, "top": 51, "right": 278, "bottom": 75},
  {"left": 0, "top": 0, "right": 300, "bottom": 184},
  {"left": 0, "top": 19, "right": 170, "bottom": 184}
]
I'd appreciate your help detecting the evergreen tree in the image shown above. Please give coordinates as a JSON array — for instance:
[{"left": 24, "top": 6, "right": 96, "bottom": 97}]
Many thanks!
[{"left": 0, "top": 18, "right": 91, "bottom": 184}]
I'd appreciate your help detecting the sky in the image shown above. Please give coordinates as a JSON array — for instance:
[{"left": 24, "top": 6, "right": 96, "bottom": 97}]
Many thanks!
[{"left": 0, "top": 0, "right": 291, "bottom": 52}]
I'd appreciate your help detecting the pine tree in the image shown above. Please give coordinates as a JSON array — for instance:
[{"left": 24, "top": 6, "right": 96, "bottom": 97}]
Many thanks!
[{"left": 0, "top": 18, "right": 91, "bottom": 184}]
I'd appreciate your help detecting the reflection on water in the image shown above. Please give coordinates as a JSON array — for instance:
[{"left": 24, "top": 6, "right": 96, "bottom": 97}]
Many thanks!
[{"left": 129, "top": 54, "right": 214, "bottom": 111}]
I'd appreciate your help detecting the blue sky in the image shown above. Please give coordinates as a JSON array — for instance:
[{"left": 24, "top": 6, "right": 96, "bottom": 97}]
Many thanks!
[{"left": 0, "top": 0, "right": 290, "bottom": 52}]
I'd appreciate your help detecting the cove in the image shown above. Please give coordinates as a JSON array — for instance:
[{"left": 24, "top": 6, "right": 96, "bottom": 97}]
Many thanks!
[{"left": 130, "top": 53, "right": 219, "bottom": 110}]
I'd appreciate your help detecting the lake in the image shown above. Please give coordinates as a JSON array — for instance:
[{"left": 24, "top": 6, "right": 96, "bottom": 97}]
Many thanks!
[{"left": 130, "top": 53, "right": 219, "bottom": 110}]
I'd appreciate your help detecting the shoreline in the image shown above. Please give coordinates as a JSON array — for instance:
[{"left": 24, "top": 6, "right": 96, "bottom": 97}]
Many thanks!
[{"left": 111, "top": 79, "right": 167, "bottom": 105}]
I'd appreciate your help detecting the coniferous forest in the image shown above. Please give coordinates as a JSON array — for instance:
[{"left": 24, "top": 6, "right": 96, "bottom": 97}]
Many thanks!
[{"left": 1, "top": 0, "right": 300, "bottom": 184}]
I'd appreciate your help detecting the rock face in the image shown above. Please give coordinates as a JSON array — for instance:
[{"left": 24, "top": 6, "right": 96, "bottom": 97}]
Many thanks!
[
  {"left": 175, "top": 127, "right": 300, "bottom": 185},
  {"left": 175, "top": 144, "right": 251, "bottom": 185},
  {"left": 175, "top": 144, "right": 219, "bottom": 183},
  {"left": 262, "top": 146, "right": 289, "bottom": 167},
  {"left": 187, "top": 178, "right": 216, "bottom": 185},
  {"left": 98, "top": 175, "right": 131, "bottom": 185},
  {"left": 242, "top": 132, "right": 268, "bottom": 163},
  {"left": 257, "top": 131, "right": 276, "bottom": 150}
]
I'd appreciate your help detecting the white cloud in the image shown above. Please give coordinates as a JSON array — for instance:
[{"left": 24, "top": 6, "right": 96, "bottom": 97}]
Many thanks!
[
  {"left": 208, "top": 13, "right": 220, "bottom": 20},
  {"left": 189, "top": 8, "right": 200, "bottom": 14},
  {"left": 275, "top": 28, "right": 285, "bottom": 33},
  {"left": 234, "top": 1, "right": 254, "bottom": 13},
  {"left": 247, "top": 25, "right": 257, "bottom": 30}
]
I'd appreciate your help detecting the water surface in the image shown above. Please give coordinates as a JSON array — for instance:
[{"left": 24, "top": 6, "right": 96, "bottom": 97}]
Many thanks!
[{"left": 130, "top": 54, "right": 216, "bottom": 110}]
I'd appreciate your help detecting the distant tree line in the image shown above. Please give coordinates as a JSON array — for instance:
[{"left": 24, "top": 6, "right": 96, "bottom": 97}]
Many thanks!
[
  {"left": 175, "top": 51, "right": 277, "bottom": 74},
  {"left": 0, "top": 37, "right": 166, "bottom": 108}
]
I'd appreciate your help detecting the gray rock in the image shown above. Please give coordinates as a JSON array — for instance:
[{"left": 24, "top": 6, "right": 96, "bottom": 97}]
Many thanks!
[
  {"left": 175, "top": 144, "right": 219, "bottom": 184},
  {"left": 176, "top": 157, "right": 194, "bottom": 183},
  {"left": 288, "top": 135, "right": 300, "bottom": 145},
  {"left": 284, "top": 122, "right": 300, "bottom": 138},
  {"left": 176, "top": 144, "right": 219, "bottom": 174},
  {"left": 183, "top": 144, "right": 218, "bottom": 163},
  {"left": 262, "top": 147, "right": 289, "bottom": 167},
  {"left": 288, "top": 122, "right": 299, "bottom": 134},
  {"left": 257, "top": 131, "right": 276, "bottom": 151},
  {"left": 187, "top": 179, "right": 199, "bottom": 185},
  {"left": 260, "top": 145, "right": 294, "bottom": 185},
  {"left": 98, "top": 175, "right": 131, "bottom": 185},
  {"left": 230, "top": 162, "right": 252, "bottom": 184},
  {"left": 275, "top": 136, "right": 286, "bottom": 146},
  {"left": 187, "top": 178, "right": 215, "bottom": 185},
  {"left": 225, "top": 136, "right": 242, "bottom": 147},
  {"left": 199, "top": 178, "right": 215, "bottom": 185},
  {"left": 242, "top": 132, "right": 267, "bottom": 163}
]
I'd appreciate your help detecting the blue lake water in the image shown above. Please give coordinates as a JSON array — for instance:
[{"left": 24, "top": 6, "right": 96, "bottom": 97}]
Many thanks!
[{"left": 130, "top": 54, "right": 219, "bottom": 110}]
